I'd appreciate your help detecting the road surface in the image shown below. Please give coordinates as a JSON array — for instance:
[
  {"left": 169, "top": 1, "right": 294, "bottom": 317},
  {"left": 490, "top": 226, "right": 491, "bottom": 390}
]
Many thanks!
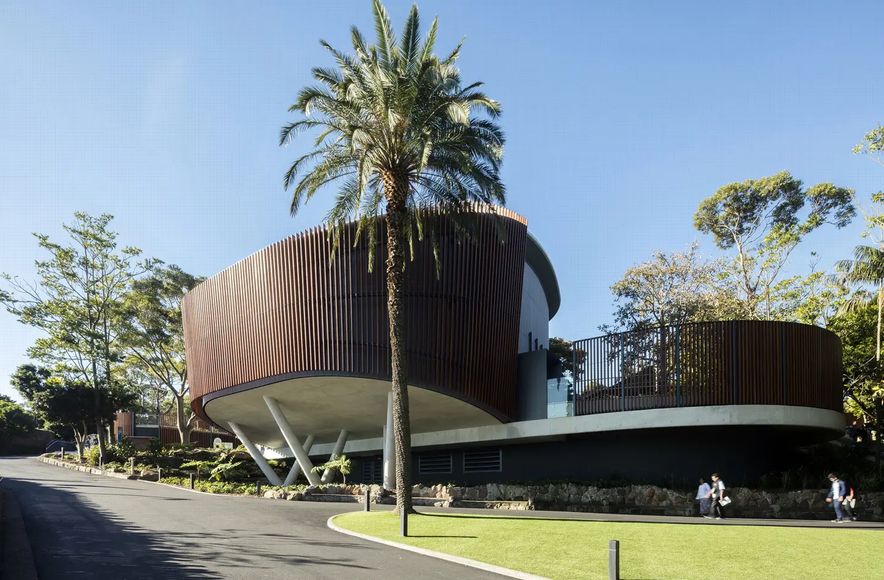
[{"left": 0, "top": 457, "right": 499, "bottom": 579}]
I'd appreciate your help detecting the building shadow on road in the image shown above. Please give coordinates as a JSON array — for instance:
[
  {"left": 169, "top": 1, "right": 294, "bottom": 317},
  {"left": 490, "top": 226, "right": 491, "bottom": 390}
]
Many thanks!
[{"left": 0, "top": 466, "right": 374, "bottom": 580}]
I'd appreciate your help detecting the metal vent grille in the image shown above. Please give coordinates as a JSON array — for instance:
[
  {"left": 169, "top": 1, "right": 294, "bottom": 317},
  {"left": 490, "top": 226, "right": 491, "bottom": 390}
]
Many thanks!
[
  {"left": 463, "top": 449, "right": 502, "bottom": 473},
  {"left": 361, "top": 457, "right": 383, "bottom": 483},
  {"left": 418, "top": 453, "right": 453, "bottom": 474}
]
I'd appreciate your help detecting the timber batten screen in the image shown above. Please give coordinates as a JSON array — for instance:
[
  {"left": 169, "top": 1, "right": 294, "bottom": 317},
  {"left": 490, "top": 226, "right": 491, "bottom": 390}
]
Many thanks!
[
  {"left": 571, "top": 320, "right": 843, "bottom": 416},
  {"left": 182, "top": 207, "right": 530, "bottom": 424}
]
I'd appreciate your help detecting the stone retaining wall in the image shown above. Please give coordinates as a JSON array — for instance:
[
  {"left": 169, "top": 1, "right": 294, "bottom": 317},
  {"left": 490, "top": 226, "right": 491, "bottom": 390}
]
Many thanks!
[{"left": 39, "top": 457, "right": 882, "bottom": 521}]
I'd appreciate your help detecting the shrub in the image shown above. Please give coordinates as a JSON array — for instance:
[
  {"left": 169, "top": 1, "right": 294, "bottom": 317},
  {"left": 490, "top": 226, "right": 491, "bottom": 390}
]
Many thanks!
[
  {"left": 146, "top": 438, "right": 163, "bottom": 457},
  {"left": 107, "top": 440, "right": 136, "bottom": 463},
  {"left": 84, "top": 445, "right": 102, "bottom": 466},
  {"left": 160, "top": 476, "right": 265, "bottom": 495}
]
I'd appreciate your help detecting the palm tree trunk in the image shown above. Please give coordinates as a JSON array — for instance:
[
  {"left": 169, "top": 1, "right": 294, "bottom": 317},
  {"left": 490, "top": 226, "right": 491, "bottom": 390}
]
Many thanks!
[{"left": 384, "top": 175, "right": 414, "bottom": 515}]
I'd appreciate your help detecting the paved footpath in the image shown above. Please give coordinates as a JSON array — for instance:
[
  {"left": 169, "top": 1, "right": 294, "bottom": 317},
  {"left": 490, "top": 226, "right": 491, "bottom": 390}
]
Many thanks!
[{"left": 0, "top": 457, "right": 501, "bottom": 580}]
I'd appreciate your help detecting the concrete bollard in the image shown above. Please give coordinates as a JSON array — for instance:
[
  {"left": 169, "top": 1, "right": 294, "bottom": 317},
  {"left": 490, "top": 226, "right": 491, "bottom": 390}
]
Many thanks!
[
  {"left": 609, "top": 540, "right": 620, "bottom": 580},
  {"left": 157, "top": 467, "right": 162, "bottom": 481},
  {"left": 189, "top": 473, "right": 195, "bottom": 490},
  {"left": 60, "top": 447, "right": 64, "bottom": 460},
  {"left": 364, "top": 487, "right": 370, "bottom": 512},
  {"left": 129, "top": 457, "right": 135, "bottom": 475}
]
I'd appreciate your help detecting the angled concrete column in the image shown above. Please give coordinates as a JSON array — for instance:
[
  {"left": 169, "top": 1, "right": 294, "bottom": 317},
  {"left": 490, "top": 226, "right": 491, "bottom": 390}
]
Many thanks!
[
  {"left": 382, "top": 391, "right": 395, "bottom": 490},
  {"left": 321, "top": 429, "right": 349, "bottom": 483},
  {"left": 263, "top": 396, "right": 321, "bottom": 486},
  {"left": 282, "top": 435, "right": 314, "bottom": 486},
  {"left": 227, "top": 421, "right": 282, "bottom": 487}
]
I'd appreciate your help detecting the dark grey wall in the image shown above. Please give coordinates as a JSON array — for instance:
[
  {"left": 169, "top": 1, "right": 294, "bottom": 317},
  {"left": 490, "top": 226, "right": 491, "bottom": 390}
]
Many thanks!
[
  {"left": 515, "top": 350, "right": 547, "bottom": 421},
  {"left": 349, "top": 425, "right": 828, "bottom": 488}
]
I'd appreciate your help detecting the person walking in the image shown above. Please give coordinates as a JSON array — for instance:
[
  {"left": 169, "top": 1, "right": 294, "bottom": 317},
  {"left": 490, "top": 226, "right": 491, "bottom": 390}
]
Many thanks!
[
  {"left": 709, "top": 473, "right": 727, "bottom": 519},
  {"left": 826, "top": 473, "right": 847, "bottom": 523},
  {"left": 696, "top": 477, "right": 712, "bottom": 517}
]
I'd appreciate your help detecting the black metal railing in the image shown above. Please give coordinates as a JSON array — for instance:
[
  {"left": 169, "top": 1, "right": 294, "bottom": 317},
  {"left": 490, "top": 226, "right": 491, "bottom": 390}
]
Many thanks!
[{"left": 571, "top": 320, "right": 843, "bottom": 416}]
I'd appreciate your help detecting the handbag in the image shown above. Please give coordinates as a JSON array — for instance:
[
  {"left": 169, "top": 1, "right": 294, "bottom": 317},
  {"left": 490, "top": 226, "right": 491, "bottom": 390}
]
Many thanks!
[{"left": 719, "top": 496, "right": 732, "bottom": 506}]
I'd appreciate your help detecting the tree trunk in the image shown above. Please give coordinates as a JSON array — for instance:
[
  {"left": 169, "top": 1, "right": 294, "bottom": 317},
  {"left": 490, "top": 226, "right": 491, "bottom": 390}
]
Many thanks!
[
  {"left": 74, "top": 429, "right": 84, "bottom": 460},
  {"left": 175, "top": 393, "right": 193, "bottom": 444},
  {"left": 383, "top": 175, "right": 414, "bottom": 515},
  {"left": 90, "top": 358, "right": 107, "bottom": 461},
  {"left": 95, "top": 420, "right": 107, "bottom": 460},
  {"left": 876, "top": 286, "right": 882, "bottom": 361}
]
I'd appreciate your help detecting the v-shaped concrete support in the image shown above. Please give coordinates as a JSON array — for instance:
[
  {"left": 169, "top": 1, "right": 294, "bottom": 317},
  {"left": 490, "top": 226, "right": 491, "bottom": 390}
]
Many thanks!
[
  {"left": 321, "top": 429, "right": 349, "bottom": 483},
  {"left": 227, "top": 421, "right": 282, "bottom": 487},
  {"left": 263, "top": 396, "right": 321, "bottom": 487},
  {"left": 282, "top": 435, "right": 314, "bottom": 486}
]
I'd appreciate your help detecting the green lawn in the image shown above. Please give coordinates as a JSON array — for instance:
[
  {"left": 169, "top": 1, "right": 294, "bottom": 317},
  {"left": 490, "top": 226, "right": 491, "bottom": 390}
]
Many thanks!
[{"left": 333, "top": 511, "right": 883, "bottom": 580}]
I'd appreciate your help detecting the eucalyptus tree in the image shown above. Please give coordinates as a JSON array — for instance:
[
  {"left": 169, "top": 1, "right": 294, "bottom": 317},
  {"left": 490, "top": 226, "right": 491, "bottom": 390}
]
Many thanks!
[
  {"left": 605, "top": 243, "right": 721, "bottom": 332},
  {"left": 0, "top": 212, "right": 154, "bottom": 461},
  {"left": 280, "top": 1, "right": 505, "bottom": 515},
  {"left": 853, "top": 124, "right": 884, "bottom": 166},
  {"left": 694, "top": 171, "right": 855, "bottom": 319},
  {"left": 120, "top": 264, "right": 203, "bottom": 444}
]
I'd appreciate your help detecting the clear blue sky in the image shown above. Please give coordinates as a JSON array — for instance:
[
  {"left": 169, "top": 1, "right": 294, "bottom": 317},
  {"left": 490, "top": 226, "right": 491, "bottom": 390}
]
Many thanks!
[{"left": 1, "top": 1, "right": 882, "bottom": 401}]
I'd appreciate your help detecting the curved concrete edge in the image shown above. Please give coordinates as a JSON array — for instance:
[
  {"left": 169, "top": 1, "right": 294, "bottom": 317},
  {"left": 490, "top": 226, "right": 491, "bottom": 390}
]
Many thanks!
[
  {"left": 299, "top": 405, "right": 847, "bottom": 456},
  {"left": 327, "top": 513, "right": 549, "bottom": 580},
  {"left": 0, "top": 489, "right": 39, "bottom": 580}
]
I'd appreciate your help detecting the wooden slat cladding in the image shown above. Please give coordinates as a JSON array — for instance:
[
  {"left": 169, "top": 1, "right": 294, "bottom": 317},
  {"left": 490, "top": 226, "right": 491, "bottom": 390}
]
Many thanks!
[
  {"left": 183, "top": 207, "right": 529, "bottom": 423},
  {"left": 572, "top": 320, "right": 843, "bottom": 415}
]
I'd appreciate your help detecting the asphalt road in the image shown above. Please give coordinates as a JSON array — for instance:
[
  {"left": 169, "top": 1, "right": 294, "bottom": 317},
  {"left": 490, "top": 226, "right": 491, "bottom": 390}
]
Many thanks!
[{"left": 0, "top": 457, "right": 500, "bottom": 580}]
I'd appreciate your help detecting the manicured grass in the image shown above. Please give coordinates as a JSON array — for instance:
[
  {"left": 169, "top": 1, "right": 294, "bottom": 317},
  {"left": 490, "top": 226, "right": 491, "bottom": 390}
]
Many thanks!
[{"left": 333, "top": 512, "right": 883, "bottom": 580}]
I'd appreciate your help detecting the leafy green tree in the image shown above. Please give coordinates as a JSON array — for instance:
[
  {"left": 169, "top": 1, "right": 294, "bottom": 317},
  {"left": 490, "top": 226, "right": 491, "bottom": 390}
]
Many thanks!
[
  {"left": 0, "top": 213, "right": 154, "bottom": 461},
  {"left": 853, "top": 125, "right": 884, "bottom": 165},
  {"left": 0, "top": 398, "right": 38, "bottom": 441},
  {"left": 120, "top": 265, "right": 203, "bottom": 444},
  {"left": 28, "top": 379, "right": 127, "bottom": 458},
  {"left": 694, "top": 171, "right": 855, "bottom": 319},
  {"left": 837, "top": 193, "right": 884, "bottom": 360},
  {"left": 280, "top": 0, "right": 505, "bottom": 516},
  {"left": 548, "top": 337, "right": 585, "bottom": 378},
  {"left": 605, "top": 243, "right": 720, "bottom": 331},
  {"left": 9, "top": 363, "right": 51, "bottom": 403},
  {"left": 827, "top": 301, "right": 884, "bottom": 472}
]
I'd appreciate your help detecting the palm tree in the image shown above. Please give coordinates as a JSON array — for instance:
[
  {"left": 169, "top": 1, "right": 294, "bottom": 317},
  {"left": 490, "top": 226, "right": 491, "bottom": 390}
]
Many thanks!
[
  {"left": 279, "top": 0, "right": 505, "bottom": 516},
  {"left": 837, "top": 246, "right": 884, "bottom": 360}
]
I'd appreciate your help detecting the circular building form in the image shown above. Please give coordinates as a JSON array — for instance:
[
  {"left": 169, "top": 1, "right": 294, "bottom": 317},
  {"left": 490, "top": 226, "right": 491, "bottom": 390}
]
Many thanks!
[{"left": 182, "top": 207, "right": 846, "bottom": 486}]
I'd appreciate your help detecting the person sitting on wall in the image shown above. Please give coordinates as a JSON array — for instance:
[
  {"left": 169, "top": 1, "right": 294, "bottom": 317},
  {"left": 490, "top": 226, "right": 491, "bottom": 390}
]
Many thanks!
[
  {"left": 842, "top": 479, "right": 858, "bottom": 521},
  {"left": 696, "top": 477, "right": 712, "bottom": 517}
]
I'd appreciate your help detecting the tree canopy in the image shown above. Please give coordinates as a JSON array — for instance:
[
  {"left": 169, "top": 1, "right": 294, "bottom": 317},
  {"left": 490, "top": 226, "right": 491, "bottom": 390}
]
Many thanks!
[
  {"left": 120, "top": 264, "right": 203, "bottom": 443},
  {"left": 693, "top": 171, "right": 855, "bottom": 319},
  {"left": 0, "top": 212, "right": 153, "bottom": 459},
  {"left": 280, "top": 0, "right": 505, "bottom": 263}
]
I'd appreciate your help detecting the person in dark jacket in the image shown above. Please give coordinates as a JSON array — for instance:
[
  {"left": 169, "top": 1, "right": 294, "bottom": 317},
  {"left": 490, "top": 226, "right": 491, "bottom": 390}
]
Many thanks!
[{"left": 826, "top": 473, "right": 847, "bottom": 523}]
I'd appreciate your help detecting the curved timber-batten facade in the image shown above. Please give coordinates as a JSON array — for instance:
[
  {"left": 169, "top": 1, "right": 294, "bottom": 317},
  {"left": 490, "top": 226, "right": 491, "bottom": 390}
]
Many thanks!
[
  {"left": 182, "top": 206, "right": 847, "bottom": 486},
  {"left": 184, "top": 207, "right": 540, "bottom": 444}
]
